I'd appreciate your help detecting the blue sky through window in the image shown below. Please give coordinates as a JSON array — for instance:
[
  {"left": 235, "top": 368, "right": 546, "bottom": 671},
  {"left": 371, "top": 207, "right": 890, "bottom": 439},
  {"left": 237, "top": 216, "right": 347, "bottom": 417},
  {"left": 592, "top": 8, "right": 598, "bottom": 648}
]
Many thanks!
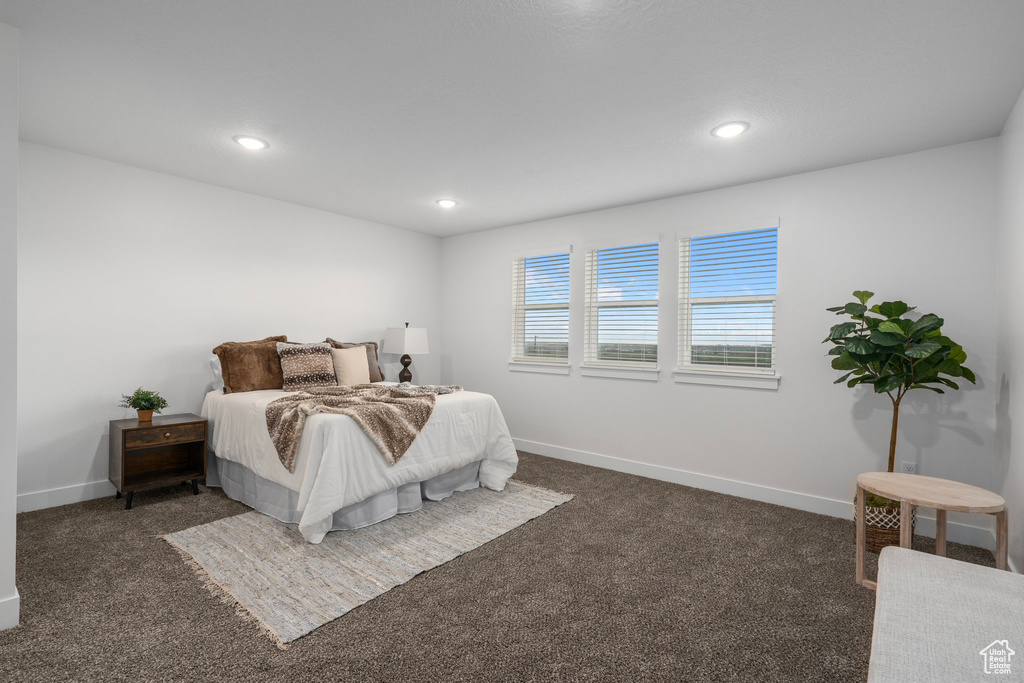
[
  {"left": 522, "top": 253, "right": 570, "bottom": 352},
  {"left": 689, "top": 228, "right": 778, "bottom": 299},
  {"left": 687, "top": 227, "right": 778, "bottom": 361},
  {"left": 519, "top": 230, "right": 777, "bottom": 351},
  {"left": 524, "top": 253, "right": 570, "bottom": 306},
  {"left": 594, "top": 242, "right": 658, "bottom": 347}
]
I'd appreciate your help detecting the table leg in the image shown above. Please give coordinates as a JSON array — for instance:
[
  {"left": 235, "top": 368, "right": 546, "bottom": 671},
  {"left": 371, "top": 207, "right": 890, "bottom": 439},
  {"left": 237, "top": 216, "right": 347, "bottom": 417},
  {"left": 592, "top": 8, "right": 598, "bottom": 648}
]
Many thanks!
[
  {"left": 935, "top": 509, "right": 947, "bottom": 557},
  {"left": 996, "top": 509, "right": 1008, "bottom": 571},
  {"left": 125, "top": 492, "right": 133, "bottom": 510},
  {"left": 191, "top": 479, "right": 200, "bottom": 495},
  {"left": 856, "top": 485, "right": 866, "bottom": 586},
  {"left": 900, "top": 502, "right": 913, "bottom": 548}
]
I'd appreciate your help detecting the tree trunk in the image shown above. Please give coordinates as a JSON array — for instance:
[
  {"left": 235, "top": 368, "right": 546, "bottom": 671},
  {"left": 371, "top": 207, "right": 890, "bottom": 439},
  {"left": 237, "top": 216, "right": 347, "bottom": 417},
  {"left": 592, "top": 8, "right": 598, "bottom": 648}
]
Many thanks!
[{"left": 887, "top": 397, "right": 901, "bottom": 473}]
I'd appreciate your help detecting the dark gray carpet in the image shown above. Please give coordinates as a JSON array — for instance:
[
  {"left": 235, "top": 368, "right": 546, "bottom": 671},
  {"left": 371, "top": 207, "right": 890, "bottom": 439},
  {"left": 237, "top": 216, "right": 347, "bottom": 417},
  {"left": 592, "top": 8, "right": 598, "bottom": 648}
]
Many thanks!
[{"left": 0, "top": 452, "right": 995, "bottom": 682}]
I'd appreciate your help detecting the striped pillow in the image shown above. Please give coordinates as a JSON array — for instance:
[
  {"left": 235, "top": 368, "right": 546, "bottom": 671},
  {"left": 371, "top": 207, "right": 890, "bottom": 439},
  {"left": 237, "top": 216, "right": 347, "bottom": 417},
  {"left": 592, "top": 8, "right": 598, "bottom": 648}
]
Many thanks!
[{"left": 276, "top": 342, "right": 337, "bottom": 392}]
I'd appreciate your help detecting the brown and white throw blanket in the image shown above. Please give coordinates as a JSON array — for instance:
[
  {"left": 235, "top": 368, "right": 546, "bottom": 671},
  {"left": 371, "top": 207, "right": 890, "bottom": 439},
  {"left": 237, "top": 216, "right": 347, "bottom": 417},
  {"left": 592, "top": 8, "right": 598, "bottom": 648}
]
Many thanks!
[{"left": 266, "top": 384, "right": 462, "bottom": 472}]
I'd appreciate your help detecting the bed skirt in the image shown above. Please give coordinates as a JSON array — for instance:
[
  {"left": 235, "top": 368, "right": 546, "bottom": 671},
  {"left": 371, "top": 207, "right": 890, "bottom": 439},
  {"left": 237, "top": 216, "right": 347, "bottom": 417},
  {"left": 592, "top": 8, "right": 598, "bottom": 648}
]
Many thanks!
[{"left": 210, "top": 455, "right": 482, "bottom": 532}]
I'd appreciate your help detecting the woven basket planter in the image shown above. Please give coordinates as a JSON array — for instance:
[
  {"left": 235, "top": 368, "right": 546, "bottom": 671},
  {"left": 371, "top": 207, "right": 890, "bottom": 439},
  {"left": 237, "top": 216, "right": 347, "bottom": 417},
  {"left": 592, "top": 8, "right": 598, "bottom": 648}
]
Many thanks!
[{"left": 854, "top": 504, "right": 916, "bottom": 553}]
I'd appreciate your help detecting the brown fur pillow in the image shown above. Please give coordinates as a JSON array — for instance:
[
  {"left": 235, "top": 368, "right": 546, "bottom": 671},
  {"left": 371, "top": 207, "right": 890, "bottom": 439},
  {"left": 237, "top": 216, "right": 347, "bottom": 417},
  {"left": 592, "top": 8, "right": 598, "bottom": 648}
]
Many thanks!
[
  {"left": 325, "top": 339, "right": 385, "bottom": 382},
  {"left": 212, "top": 335, "right": 288, "bottom": 393}
]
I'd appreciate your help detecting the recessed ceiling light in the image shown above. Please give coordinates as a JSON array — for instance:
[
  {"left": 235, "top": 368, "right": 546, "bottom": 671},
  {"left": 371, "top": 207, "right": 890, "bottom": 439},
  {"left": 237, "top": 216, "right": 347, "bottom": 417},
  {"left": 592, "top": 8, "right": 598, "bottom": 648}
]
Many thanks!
[
  {"left": 711, "top": 122, "right": 749, "bottom": 139},
  {"left": 436, "top": 199, "right": 458, "bottom": 209},
  {"left": 233, "top": 135, "right": 269, "bottom": 151}
]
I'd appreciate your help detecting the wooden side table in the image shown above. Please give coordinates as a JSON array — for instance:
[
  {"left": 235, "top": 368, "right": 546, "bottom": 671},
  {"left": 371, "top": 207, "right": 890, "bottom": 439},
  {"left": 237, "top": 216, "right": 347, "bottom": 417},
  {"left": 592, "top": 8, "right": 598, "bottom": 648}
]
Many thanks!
[
  {"left": 856, "top": 472, "right": 1008, "bottom": 589},
  {"left": 109, "top": 413, "right": 208, "bottom": 509}
]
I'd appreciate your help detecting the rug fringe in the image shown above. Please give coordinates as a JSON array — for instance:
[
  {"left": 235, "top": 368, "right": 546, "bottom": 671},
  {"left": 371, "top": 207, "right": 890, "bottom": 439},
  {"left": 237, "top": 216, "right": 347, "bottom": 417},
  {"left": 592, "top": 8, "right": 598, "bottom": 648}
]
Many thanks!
[{"left": 162, "top": 537, "right": 290, "bottom": 650}]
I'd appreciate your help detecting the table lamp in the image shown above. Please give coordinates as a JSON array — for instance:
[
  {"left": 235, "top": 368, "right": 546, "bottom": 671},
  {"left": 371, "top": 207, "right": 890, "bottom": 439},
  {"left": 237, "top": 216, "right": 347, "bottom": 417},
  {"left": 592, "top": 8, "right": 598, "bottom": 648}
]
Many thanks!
[{"left": 383, "top": 323, "right": 429, "bottom": 383}]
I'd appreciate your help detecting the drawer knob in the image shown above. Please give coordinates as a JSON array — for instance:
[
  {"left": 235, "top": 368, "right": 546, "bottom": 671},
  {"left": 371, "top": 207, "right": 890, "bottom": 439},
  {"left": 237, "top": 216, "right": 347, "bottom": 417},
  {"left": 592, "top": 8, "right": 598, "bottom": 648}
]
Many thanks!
[{"left": 164, "top": 432, "right": 171, "bottom": 438}]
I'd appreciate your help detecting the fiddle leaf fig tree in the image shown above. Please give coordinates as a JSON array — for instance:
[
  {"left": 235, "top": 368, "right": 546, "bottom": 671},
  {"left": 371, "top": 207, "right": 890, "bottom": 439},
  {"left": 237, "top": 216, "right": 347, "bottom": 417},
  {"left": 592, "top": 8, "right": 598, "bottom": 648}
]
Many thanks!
[{"left": 823, "top": 291, "right": 976, "bottom": 473}]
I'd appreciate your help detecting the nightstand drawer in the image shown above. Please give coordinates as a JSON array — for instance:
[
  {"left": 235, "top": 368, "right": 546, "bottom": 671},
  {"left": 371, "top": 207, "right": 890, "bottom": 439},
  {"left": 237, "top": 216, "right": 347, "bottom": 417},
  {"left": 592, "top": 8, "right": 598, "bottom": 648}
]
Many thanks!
[{"left": 124, "top": 422, "right": 205, "bottom": 450}]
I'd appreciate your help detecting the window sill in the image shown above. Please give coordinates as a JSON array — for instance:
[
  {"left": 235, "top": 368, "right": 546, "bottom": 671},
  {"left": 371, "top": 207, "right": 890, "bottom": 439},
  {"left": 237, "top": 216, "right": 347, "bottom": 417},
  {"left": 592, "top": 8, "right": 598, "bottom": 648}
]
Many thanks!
[
  {"left": 673, "top": 369, "right": 780, "bottom": 390},
  {"left": 508, "top": 361, "right": 571, "bottom": 375},
  {"left": 580, "top": 365, "right": 660, "bottom": 381}
]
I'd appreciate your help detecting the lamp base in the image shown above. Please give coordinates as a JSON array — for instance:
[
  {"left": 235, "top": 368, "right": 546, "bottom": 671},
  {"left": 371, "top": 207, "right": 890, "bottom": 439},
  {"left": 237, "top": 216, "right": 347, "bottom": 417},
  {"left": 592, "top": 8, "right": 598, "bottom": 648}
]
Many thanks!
[{"left": 399, "top": 354, "right": 413, "bottom": 383}]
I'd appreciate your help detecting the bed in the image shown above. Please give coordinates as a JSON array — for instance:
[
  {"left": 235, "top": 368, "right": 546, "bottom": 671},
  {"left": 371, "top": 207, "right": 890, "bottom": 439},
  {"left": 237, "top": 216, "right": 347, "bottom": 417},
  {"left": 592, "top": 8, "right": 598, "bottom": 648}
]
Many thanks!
[{"left": 200, "top": 383, "right": 519, "bottom": 543}]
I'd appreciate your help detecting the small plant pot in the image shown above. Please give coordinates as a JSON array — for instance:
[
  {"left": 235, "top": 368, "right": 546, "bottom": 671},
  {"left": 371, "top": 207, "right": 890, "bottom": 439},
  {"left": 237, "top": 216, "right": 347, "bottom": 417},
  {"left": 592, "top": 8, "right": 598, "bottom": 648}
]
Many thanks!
[
  {"left": 854, "top": 503, "right": 916, "bottom": 553},
  {"left": 136, "top": 409, "right": 154, "bottom": 422}
]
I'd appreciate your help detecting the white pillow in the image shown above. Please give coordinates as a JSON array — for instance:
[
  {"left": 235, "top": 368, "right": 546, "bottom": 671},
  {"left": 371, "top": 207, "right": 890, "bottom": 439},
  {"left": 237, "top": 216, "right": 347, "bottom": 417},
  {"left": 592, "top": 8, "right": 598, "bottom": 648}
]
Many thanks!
[
  {"left": 331, "top": 346, "right": 371, "bottom": 386},
  {"left": 209, "top": 356, "right": 225, "bottom": 392}
]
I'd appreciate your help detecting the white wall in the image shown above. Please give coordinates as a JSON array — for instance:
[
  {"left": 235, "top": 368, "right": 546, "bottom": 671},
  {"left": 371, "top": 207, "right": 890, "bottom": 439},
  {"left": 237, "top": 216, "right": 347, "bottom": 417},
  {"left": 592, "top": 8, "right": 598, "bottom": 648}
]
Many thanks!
[
  {"left": 442, "top": 140, "right": 1000, "bottom": 544},
  {"left": 17, "top": 143, "right": 443, "bottom": 510},
  {"left": 0, "top": 22, "right": 19, "bottom": 630},
  {"left": 996, "top": 85, "right": 1024, "bottom": 572}
]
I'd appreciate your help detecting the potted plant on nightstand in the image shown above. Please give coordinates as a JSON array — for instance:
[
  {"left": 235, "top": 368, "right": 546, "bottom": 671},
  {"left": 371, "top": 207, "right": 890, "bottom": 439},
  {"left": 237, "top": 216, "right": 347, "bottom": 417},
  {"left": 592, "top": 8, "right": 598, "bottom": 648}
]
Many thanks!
[
  {"left": 118, "top": 387, "right": 169, "bottom": 423},
  {"left": 823, "top": 291, "right": 975, "bottom": 551}
]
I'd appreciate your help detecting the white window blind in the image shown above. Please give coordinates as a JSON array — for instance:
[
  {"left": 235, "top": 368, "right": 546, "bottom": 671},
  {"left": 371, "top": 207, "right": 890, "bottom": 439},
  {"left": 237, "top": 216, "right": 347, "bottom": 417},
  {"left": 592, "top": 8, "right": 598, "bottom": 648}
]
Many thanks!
[
  {"left": 678, "top": 227, "right": 778, "bottom": 373},
  {"left": 584, "top": 242, "right": 659, "bottom": 368},
  {"left": 511, "top": 251, "right": 570, "bottom": 362}
]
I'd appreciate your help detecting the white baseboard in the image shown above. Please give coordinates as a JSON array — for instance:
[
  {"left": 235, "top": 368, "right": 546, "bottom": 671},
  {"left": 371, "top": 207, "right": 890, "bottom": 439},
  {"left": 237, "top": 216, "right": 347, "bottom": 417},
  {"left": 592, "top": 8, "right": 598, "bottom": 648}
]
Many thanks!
[
  {"left": 17, "top": 479, "right": 116, "bottom": 513},
  {"left": 17, "top": 442, "right": 1010, "bottom": 562},
  {"left": 514, "top": 438, "right": 997, "bottom": 552},
  {"left": 911, "top": 512, "right": 995, "bottom": 553},
  {"left": 0, "top": 591, "right": 19, "bottom": 631}
]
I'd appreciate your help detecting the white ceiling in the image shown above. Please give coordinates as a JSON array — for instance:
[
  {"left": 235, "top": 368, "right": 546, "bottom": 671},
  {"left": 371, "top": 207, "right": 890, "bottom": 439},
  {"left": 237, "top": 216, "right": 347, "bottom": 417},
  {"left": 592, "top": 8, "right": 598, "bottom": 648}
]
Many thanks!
[{"left": 3, "top": 1, "right": 1024, "bottom": 237}]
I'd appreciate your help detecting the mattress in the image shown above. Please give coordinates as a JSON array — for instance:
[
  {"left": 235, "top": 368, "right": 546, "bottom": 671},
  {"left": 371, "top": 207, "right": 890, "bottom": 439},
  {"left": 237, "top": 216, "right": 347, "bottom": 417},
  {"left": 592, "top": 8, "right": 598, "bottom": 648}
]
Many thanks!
[{"left": 200, "top": 385, "right": 519, "bottom": 543}]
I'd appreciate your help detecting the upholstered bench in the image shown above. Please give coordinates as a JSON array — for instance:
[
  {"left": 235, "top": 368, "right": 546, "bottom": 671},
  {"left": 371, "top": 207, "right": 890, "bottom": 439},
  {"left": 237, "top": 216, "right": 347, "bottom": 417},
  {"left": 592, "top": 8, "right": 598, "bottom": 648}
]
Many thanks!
[{"left": 868, "top": 547, "right": 1024, "bottom": 681}]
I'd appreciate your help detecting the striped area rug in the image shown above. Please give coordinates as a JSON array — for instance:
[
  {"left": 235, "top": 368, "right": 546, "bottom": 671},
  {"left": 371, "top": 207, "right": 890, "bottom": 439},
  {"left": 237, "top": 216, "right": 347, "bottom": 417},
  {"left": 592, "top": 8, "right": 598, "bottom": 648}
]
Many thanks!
[{"left": 163, "top": 481, "right": 573, "bottom": 646}]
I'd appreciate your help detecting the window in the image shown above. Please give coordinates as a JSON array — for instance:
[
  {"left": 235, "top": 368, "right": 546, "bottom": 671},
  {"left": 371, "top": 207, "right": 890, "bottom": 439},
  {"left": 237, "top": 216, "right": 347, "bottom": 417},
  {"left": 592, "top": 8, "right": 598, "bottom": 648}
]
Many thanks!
[
  {"left": 583, "top": 241, "right": 659, "bottom": 368},
  {"left": 510, "top": 250, "right": 571, "bottom": 363},
  {"left": 678, "top": 226, "right": 778, "bottom": 374}
]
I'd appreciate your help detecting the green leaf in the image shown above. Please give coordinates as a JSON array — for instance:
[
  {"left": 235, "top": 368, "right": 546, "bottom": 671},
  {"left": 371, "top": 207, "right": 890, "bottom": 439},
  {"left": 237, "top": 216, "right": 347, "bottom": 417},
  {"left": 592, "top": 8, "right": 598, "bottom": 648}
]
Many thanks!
[
  {"left": 826, "top": 346, "right": 843, "bottom": 356},
  {"left": 844, "top": 336, "right": 876, "bottom": 355},
  {"left": 897, "top": 318, "right": 914, "bottom": 335},
  {"left": 936, "top": 377, "right": 960, "bottom": 391},
  {"left": 961, "top": 366, "right": 976, "bottom": 383},
  {"left": 116, "top": 386, "right": 169, "bottom": 412},
  {"left": 951, "top": 345, "right": 967, "bottom": 363},
  {"left": 825, "top": 305, "right": 846, "bottom": 313},
  {"left": 877, "top": 321, "right": 904, "bottom": 335},
  {"left": 831, "top": 353, "right": 859, "bottom": 371},
  {"left": 874, "top": 374, "right": 905, "bottom": 393},
  {"left": 834, "top": 371, "right": 856, "bottom": 385},
  {"left": 844, "top": 302, "right": 867, "bottom": 317},
  {"left": 870, "top": 330, "right": 903, "bottom": 346},
  {"left": 826, "top": 322, "right": 857, "bottom": 341},
  {"left": 912, "top": 356, "right": 941, "bottom": 376},
  {"left": 935, "top": 358, "right": 964, "bottom": 377},
  {"left": 848, "top": 377, "right": 868, "bottom": 388},
  {"left": 869, "top": 304, "right": 882, "bottom": 314},
  {"left": 878, "top": 301, "right": 909, "bottom": 318},
  {"left": 852, "top": 290, "right": 874, "bottom": 304},
  {"left": 904, "top": 341, "right": 941, "bottom": 359},
  {"left": 909, "top": 313, "right": 943, "bottom": 337},
  {"left": 909, "top": 384, "right": 944, "bottom": 394}
]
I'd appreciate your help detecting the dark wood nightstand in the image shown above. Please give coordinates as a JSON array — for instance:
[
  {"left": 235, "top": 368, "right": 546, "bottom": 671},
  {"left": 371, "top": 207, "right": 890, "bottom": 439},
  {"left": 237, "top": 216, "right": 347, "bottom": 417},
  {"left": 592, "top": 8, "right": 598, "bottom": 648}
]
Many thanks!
[{"left": 109, "top": 413, "right": 207, "bottom": 509}]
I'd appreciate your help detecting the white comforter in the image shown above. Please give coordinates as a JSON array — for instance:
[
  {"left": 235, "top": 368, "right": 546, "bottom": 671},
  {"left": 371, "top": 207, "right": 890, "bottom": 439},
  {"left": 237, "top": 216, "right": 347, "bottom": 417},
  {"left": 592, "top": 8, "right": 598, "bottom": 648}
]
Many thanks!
[{"left": 200, "top": 385, "right": 518, "bottom": 543}]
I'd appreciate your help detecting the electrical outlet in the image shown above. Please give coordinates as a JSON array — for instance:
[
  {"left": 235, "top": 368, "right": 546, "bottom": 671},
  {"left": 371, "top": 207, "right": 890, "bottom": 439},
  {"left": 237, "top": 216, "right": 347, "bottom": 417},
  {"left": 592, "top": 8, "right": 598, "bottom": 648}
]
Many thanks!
[{"left": 901, "top": 461, "right": 917, "bottom": 475}]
